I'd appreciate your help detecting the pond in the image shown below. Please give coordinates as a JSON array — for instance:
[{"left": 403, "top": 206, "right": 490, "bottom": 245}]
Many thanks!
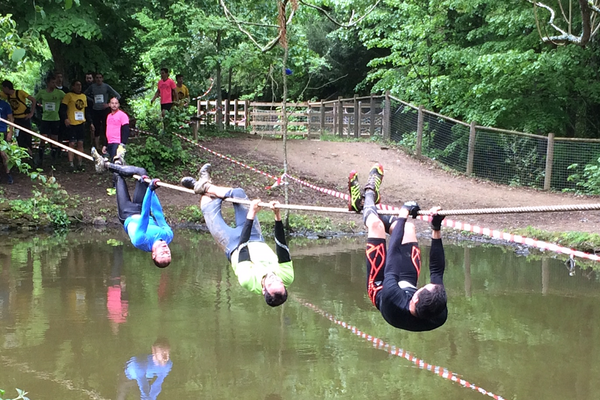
[{"left": 0, "top": 229, "right": 599, "bottom": 400}]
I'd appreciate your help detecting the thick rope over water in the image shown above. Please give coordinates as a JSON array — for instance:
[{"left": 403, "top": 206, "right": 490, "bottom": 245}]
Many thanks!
[{"left": 6, "top": 118, "right": 600, "bottom": 215}]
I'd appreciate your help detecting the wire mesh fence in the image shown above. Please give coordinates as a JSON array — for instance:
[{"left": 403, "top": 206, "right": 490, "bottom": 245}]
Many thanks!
[{"left": 387, "top": 95, "right": 600, "bottom": 192}]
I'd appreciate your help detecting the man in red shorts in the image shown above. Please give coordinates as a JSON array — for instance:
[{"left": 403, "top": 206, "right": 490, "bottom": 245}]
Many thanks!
[{"left": 349, "top": 164, "right": 448, "bottom": 332}]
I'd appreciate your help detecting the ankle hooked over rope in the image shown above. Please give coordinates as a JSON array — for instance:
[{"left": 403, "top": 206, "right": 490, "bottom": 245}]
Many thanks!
[{"left": 363, "top": 190, "right": 379, "bottom": 225}]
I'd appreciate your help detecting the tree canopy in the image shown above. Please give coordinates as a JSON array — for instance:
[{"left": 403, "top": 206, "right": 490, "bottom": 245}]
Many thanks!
[{"left": 3, "top": 0, "right": 600, "bottom": 138}]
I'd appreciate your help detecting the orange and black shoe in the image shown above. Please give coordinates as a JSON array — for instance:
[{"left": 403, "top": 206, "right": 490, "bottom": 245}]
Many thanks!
[
  {"left": 364, "top": 163, "right": 384, "bottom": 204},
  {"left": 348, "top": 170, "right": 364, "bottom": 212}
]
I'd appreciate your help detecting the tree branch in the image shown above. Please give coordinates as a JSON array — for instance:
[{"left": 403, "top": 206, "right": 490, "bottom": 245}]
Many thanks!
[
  {"left": 298, "top": 0, "right": 382, "bottom": 28},
  {"left": 528, "top": 0, "right": 600, "bottom": 46}
]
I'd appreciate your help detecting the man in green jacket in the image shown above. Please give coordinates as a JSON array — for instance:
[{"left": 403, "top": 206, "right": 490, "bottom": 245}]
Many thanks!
[{"left": 181, "top": 164, "right": 294, "bottom": 306}]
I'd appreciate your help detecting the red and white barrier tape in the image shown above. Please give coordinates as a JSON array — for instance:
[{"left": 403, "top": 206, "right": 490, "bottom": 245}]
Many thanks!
[
  {"left": 131, "top": 127, "right": 600, "bottom": 262},
  {"left": 190, "top": 78, "right": 215, "bottom": 101},
  {"left": 297, "top": 298, "right": 506, "bottom": 400}
]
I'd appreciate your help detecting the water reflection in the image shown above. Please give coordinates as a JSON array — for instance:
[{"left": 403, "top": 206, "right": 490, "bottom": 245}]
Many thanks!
[
  {"left": 118, "top": 337, "right": 172, "bottom": 400},
  {"left": 107, "top": 245, "right": 128, "bottom": 334},
  {"left": 0, "top": 230, "right": 600, "bottom": 400}
]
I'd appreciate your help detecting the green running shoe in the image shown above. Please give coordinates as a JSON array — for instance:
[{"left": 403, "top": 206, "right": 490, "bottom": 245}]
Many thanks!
[
  {"left": 348, "top": 170, "right": 363, "bottom": 212},
  {"left": 364, "top": 163, "right": 384, "bottom": 204}
]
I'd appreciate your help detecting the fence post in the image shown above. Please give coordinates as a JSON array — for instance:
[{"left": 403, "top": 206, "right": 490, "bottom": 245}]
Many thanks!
[
  {"left": 466, "top": 121, "right": 477, "bottom": 175},
  {"left": 544, "top": 132, "right": 555, "bottom": 190},
  {"left": 353, "top": 95, "right": 359, "bottom": 138},
  {"left": 383, "top": 91, "right": 391, "bottom": 141},
  {"left": 224, "top": 99, "right": 230, "bottom": 128},
  {"left": 233, "top": 99, "right": 239, "bottom": 129},
  {"left": 307, "top": 102, "right": 312, "bottom": 138},
  {"left": 244, "top": 100, "right": 250, "bottom": 131},
  {"left": 320, "top": 100, "right": 325, "bottom": 138},
  {"left": 369, "top": 94, "right": 375, "bottom": 137},
  {"left": 338, "top": 96, "right": 344, "bottom": 137},
  {"left": 416, "top": 105, "right": 424, "bottom": 157}
]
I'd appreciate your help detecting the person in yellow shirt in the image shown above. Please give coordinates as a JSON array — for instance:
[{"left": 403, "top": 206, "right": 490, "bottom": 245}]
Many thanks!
[
  {"left": 175, "top": 74, "right": 190, "bottom": 107},
  {"left": 1, "top": 80, "right": 36, "bottom": 154},
  {"left": 60, "top": 80, "right": 94, "bottom": 172}
]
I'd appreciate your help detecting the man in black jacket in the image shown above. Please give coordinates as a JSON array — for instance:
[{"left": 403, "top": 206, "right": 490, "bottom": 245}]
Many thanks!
[{"left": 350, "top": 163, "right": 448, "bottom": 331}]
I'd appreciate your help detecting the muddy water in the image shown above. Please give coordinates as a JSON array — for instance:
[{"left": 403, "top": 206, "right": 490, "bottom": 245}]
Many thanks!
[{"left": 0, "top": 229, "right": 599, "bottom": 400}]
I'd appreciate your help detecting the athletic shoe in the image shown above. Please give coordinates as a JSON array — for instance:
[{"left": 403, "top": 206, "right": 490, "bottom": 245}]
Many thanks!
[
  {"left": 6, "top": 174, "right": 13, "bottom": 185},
  {"left": 91, "top": 147, "right": 106, "bottom": 173},
  {"left": 113, "top": 144, "right": 126, "bottom": 165},
  {"left": 364, "top": 163, "right": 384, "bottom": 204},
  {"left": 69, "top": 164, "right": 76, "bottom": 173},
  {"left": 180, "top": 176, "right": 197, "bottom": 189},
  {"left": 77, "top": 164, "right": 85, "bottom": 172},
  {"left": 194, "top": 163, "right": 212, "bottom": 195},
  {"left": 347, "top": 170, "right": 363, "bottom": 212}
]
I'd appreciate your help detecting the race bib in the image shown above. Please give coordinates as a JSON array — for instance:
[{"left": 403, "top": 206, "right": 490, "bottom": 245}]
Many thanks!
[
  {"left": 44, "top": 102, "right": 56, "bottom": 111},
  {"left": 94, "top": 94, "right": 104, "bottom": 104},
  {"left": 74, "top": 111, "right": 85, "bottom": 121}
]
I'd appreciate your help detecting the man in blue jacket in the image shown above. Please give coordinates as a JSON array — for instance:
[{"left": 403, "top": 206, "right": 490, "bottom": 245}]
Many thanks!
[{"left": 92, "top": 146, "right": 173, "bottom": 267}]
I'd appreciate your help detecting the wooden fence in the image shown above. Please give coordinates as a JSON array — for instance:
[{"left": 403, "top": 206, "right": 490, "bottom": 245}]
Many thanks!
[{"left": 195, "top": 94, "right": 389, "bottom": 139}]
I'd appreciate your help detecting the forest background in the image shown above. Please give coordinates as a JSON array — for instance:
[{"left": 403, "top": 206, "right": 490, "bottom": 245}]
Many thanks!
[{"left": 2, "top": 0, "right": 600, "bottom": 139}]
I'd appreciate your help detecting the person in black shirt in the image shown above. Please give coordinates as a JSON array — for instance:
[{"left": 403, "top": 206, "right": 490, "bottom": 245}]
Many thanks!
[{"left": 351, "top": 163, "right": 448, "bottom": 332}]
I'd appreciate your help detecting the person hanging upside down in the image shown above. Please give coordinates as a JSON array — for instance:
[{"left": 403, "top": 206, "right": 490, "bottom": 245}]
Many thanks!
[
  {"left": 348, "top": 164, "right": 447, "bottom": 331},
  {"left": 92, "top": 146, "right": 173, "bottom": 268},
  {"left": 180, "top": 164, "right": 294, "bottom": 307}
]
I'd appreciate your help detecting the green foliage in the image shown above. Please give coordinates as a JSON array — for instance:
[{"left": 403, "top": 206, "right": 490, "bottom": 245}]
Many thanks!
[
  {"left": 0, "top": 140, "right": 32, "bottom": 173},
  {"left": 514, "top": 226, "right": 600, "bottom": 253},
  {"left": 9, "top": 173, "right": 74, "bottom": 228},
  {"left": 125, "top": 107, "right": 193, "bottom": 178},
  {"left": 567, "top": 156, "right": 600, "bottom": 195}
]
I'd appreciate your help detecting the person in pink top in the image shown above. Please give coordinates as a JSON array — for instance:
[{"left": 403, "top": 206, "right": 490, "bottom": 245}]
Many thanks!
[
  {"left": 103, "top": 97, "right": 130, "bottom": 161},
  {"left": 150, "top": 68, "right": 177, "bottom": 116}
]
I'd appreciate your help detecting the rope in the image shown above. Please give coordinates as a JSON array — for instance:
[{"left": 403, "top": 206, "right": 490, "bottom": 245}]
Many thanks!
[
  {"left": 0, "top": 118, "right": 93, "bottom": 161},
  {"left": 432, "top": 203, "right": 600, "bottom": 216},
  {"left": 295, "top": 298, "right": 507, "bottom": 400},
  {"left": 147, "top": 127, "right": 600, "bottom": 262},
  {"left": 8, "top": 120, "right": 597, "bottom": 262}
]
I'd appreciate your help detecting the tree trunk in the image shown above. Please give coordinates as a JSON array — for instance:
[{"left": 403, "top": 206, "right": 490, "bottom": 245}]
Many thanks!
[{"left": 216, "top": 31, "right": 223, "bottom": 130}]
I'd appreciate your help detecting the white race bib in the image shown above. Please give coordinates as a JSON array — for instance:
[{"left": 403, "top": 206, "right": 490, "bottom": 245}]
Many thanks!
[
  {"left": 94, "top": 94, "right": 104, "bottom": 104},
  {"left": 74, "top": 111, "right": 85, "bottom": 121},
  {"left": 44, "top": 102, "right": 56, "bottom": 111}
]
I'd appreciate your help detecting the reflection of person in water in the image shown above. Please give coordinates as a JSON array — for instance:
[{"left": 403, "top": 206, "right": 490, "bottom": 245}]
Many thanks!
[
  {"left": 107, "top": 246, "right": 129, "bottom": 334},
  {"left": 117, "top": 337, "right": 172, "bottom": 400}
]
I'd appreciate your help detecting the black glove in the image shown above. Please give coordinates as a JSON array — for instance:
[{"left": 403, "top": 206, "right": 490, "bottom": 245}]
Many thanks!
[
  {"left": 431, "top": 213, "right": 445, "bottom": 231},
  {"left": 149, "top": 178, "right": 160, "bottom": 191},
  {"left": 138, "top": 174, "right": 149, "bottom": 183},
  {"left": 402, "top": 201, "right": 420, "bottom": 219}
]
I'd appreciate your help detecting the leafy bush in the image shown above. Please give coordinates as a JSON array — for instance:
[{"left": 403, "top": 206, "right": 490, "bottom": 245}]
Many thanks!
[
  {"left": 9, "top": 173, "right": 73, "bottom": 228},
  {"left": 567, "top": 157, "right": 600, "bottom": 195}
]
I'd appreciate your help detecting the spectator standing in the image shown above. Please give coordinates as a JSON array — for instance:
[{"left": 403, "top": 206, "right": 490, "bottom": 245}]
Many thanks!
[
  {"left": 175, "top": 74, "right": 190, "bottom": 107},
  {"left": 81, "top": 72, "right": 94, "bottom": 93},
  {"left": 61, "top": 80, "right": 93, "bottom": 172},
  {"left": 150, "top": 68, "right": 176, "bottom": 117},
  {"left": 34, "top": 75, "right": 65, "bottom": 165},
  {"left": 1, "top": 80, "right": 36, "bottom": 156},
  {"left": 102, "top": 97, "right": 130, "bottom": 161},
  {"left": 84, "top": 73, "right": 120, "bottom": 149},
  {"left": 54, "top": 71, "right": 69, "bottom": 93},
  {"left": 0, "top": 99, "right": 14, "bottom": 184}
]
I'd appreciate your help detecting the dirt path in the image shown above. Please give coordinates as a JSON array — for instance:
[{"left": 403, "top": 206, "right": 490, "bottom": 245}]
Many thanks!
[
  {"left": 204, "top": 135, "right": 600, "bottom": 234},
  {"left": 3, "top": 133, "right": 600, "bottom": 235}
]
